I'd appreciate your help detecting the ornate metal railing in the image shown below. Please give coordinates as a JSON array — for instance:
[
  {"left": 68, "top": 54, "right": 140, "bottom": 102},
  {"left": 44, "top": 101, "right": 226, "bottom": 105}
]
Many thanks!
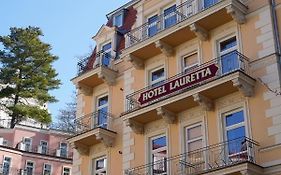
[
  {"left": 125, "top": 0, "right": 245, "bottom": 48},
  {"left": 125, "top": 137, "right": 259, "bottom": 175},
  {"left": 15, "top": 144, "right": 73, "bottom": 159},
  {"left": 124, "top": 51, "right": 250, "bottom": 113},
  {"left": 73, "top": 111, "right": 113, "bottom": 135},
  {"left": 77, "top": 50, "right": 115, "bottom": 76}
]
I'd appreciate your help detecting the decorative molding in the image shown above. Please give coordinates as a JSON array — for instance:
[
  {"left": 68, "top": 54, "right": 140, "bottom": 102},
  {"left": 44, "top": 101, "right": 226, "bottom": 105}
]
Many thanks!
[
  {"left": 98, "top": 67, "right": 118, "bottom": 86},
  {"left": 95, "top": 132, "right": 115, "bottom": 147},
  {"left": 156, "top": 107, "right": 176, "bottom": 124},
  {"left": 71, "top": 142, "right": 89, "bottom": 155},
  {"left": 232, "top": 77, "right": 255, "bottom": 97},
  {"left": 193, "top": 93, "right": 214, "bottom": 111},
  {"left": 78, "top": 84, "right": 93, "bottom": 96},
  {"left": 189, "top": 23, "right": 209, "bottom": 41},
  {"left": 124, "top": 118, "right": 144, "bottom": 134},
  {"left": 125, "top": 54, "right": 144, "bottom": 69},
  {"left": 155, "top": 40, "right": 174, "bottom": 57},
  {"left": 226, "top": 5, "right": 246, "bottom": 24},
  {"left": 240, "top": 170, "right": 259, "bottom": 175}
]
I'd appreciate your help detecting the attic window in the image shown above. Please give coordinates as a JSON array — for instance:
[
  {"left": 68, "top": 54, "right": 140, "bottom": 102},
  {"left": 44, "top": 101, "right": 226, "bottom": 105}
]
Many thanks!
[{"left": 113, "top": 12, "right": 124, "bottom": 27}]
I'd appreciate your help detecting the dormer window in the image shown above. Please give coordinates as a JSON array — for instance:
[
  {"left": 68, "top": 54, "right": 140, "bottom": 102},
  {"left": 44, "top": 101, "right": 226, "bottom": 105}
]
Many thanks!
[{"left": 113, "top": 12, "right": 124, "bottom": 27}]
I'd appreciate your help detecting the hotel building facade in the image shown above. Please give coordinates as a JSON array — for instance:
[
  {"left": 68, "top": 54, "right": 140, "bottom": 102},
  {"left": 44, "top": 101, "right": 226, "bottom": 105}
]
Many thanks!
[{"left": 69, "top": 0, "right": 281, "bottom": 174}]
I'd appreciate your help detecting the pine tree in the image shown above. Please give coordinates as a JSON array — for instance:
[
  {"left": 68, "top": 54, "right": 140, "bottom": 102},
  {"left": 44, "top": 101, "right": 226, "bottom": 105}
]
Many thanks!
[{"left": 0, "top": 26, "right": 61, "bottom": 128}]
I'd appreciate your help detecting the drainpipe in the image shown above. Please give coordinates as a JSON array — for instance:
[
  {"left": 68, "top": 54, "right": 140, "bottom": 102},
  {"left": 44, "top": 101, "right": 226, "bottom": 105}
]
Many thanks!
[{"left": 270, "top": 0, "right": 281, "bottom": 88}]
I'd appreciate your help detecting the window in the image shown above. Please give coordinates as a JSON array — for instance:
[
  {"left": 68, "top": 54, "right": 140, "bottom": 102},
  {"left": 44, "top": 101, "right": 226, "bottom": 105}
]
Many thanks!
[
  {"left": 60, "top": 143, "right": 68, "bottom": 158},
  {"left": 185, "top": 124, "right": 204, "bottom": 169},
  {"left": 148, "top": 15, "right": 158, "bottom": 37},
  {"left": 150, "top": 67, "right": 165, "bottom": 87},
  {"left": 150, "top": 135, "right": 167, "bottom": 174},
  {"left": 62, "top": 167, "right": 71, "bottom": 175},
  {"left": 223, "top": 109, "right": 247, "bottom": 159},
  {"left": 182, "top": 52, "right": 198, "bottom": 73},
  {"left": 203, "top": 0, "right": 219, "bottom": 9},
  {"left": 96, "top": 95, "right": 108, "bottom": 129},
  {"left": 26, "top": 161, "right": 34, "bottom": 175},
  {"left": 23, "top": 138, "right": 32, "bottom": 152},
  {"left": 3, "top": 156, "right": 11, "bottom": 175},
  {"left": 113, "top": 13, "right": 123, "bottom": 27},
  {"left": 101, "top": 42, "right": 112, "bottom": 67},
  {"left": 219, "top": 36, "right": 238, "bottom": 74},
  {"left": 43, "top": 164, "right": 52, "bottom": 175},
  {"left": 93, "top": 157, "right": 107, "bottom": 175},
  {"left": 40, "top": 141, "right": 48, "bottom": 154},
  {"left": 164, "top": 5, "right": 177, "bottom": 28}
]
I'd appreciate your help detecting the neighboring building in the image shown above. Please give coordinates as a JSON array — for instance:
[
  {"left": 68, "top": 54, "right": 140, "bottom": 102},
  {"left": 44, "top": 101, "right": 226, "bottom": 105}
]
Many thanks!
[
  {"left": 0, "top": 84, "right": 48, "bottom": 129},
  {"left": 68, "top": 0, "right": 281, "bottom": 175},
  {"left": 0, "top": 124, "right": 72, "bottom": 175}
]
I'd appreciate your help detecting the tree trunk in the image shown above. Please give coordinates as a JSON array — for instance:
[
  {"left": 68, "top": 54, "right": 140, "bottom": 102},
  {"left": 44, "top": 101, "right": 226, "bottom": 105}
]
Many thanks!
[{"left": 10, "top": 94, "right": 19, "bottom": 129}]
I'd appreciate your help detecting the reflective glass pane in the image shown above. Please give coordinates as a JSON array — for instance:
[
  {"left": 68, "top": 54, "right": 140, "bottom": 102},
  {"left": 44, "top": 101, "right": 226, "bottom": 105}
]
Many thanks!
[
  {"left": 96, "top": 158, "right": 106, "bottom": 170},
  {"left": 227, "top": 127, "right": 246, "bottom": 155},
  {"left": 187, "top": 125, "right": 202, "bottom": 140},
  {"left": 221, "top": 51, "right": 239, "bottom": 74},
  {"left": 148, "top": 15, "right": 158, "bottom": 37},
  {"left": 164, "top": 5, "right": 177, "bottom": 28},
  {"left": 151, "top": 68, "right": 164, "bottom": 81},
  {"left": 152, "top": 136, "right": 166, "bottom": 150},
  {"left": 227, "top": 126, "right": 245, "bottom": 141},
  {"left": 114, "top": 14, "right": 123, "bottom": 27},
  {"left": 98, "top": 96, "right": 108, "bottom": 106},
  {"left": 152, "top": 152, "right": 167, "bottom": 174},
  {"left": 204, "top": 0, "right": 219, "bottom": 8},
  {"left": 188, "top": 139, "right": 202, "bottom": 152},
  {"left": 226, "top": 110, "right": 244, "bottom": 127},
  {"left": 220, "top": 37, "right": 237, "bottom": 52}
]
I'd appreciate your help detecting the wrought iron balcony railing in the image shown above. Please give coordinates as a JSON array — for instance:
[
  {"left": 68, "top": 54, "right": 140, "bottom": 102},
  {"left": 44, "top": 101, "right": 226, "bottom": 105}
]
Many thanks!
[
  {"left": 16, "top": 144, "right": 73, "bottom": 159},
  {"left": 125, "top": 0, "right": 245, "bottom": 48},
  {"left": 125, "top": 137, "right": 259, "bottom": 175},
  {"left": 77, "top": 50, "right": 115, "bottom": 76},
  {"left": 125, "top": 51, "right": 250, "bottom": 113},
  {"left": 73, "top": 111, "right": 113, "bottom": 135}
]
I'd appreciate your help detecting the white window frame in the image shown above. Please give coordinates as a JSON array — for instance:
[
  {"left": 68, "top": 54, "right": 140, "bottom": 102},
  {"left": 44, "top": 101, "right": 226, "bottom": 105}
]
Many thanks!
[
  {"left": 218, "top": 35, "right": 237, "bottom": 57},
  {"left": 93, "top": 156, "right": 107, "bottom": 175},
  {"left": 25, "top": 160, "right": 35, "bottom": 175},
  {"left": 217, "top": 35, "right": 239, "bottom": 75},
  {"left": 40, "top": 140, "right": 48, "bottom": 154},
  {"left": 62, "top": 166, "right": 71, "bottom": 175},
  {"left": 96, "top": 94, "right": 109, "bottom": 127},
  {"left": 2, "top": 156, "right": 12, "bottom": 175},
  {"left": 162, "top": 4, "right": 177, "bottom": 29},
  {"left": 185, "top": 123, "right": 203, "bottom": 153},
  {"left": 60, "top": 142, "right": 68, "bottom": 158},
  {"left": 222, "top": 108, "right": 248, "bottom": 141},
  {"left": 43, "top": 163, "right": 52, "bottom": 175},
  {"left": 23, "top": 137, "right": 32, "bottom": 152},
  {"left": 149, "top": 134, "right": 168, "bottom": 174},
  {"left": 113, "top": 12, "right": 124, "bottom": 27},
  {"left": 182, "top": 51, "right": 199, "bottom": 73},
  {"left": 149, "top": 66, "right": 165, "bottom": 86},
  {"left": 147, "top": 13, "right": 159, "bottom": 37}
]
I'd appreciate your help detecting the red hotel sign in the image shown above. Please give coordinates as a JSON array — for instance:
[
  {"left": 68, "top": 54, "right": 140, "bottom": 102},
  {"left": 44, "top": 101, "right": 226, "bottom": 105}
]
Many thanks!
[{"left": 138, "top": 64, "right": 219, "bottom": 105}]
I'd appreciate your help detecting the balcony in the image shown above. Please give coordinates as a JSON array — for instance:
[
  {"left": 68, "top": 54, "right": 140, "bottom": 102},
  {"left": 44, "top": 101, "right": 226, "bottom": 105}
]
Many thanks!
[
  {"left": 72, "top": 51, "right": 118, "bottom": 93},
  {"left": 16, "top": 143, "right": 73, "bottom": 159},
  {"left": 125, "top": 137, "right": 262, "bottom": 175},
  {"left": 122, "top": 51, "right": 255, "bottom": 133},
  {"left": 67, "top": 111, "right": 117, "bottom": 155},
  {"left": 123, "top": 0, "right": 247, "bottom": 66}
]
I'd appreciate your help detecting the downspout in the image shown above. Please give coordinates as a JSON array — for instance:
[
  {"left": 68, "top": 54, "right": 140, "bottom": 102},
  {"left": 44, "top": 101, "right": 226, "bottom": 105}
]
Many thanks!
[{"left": 270, "top": 0, "right": 281, "bottom": 87}]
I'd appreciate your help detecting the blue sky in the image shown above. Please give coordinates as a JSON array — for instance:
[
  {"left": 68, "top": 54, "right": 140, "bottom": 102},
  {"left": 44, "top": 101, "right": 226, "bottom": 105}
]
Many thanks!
[{"left": 0, "top": 0, "right": 129, "bottom": 120}]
